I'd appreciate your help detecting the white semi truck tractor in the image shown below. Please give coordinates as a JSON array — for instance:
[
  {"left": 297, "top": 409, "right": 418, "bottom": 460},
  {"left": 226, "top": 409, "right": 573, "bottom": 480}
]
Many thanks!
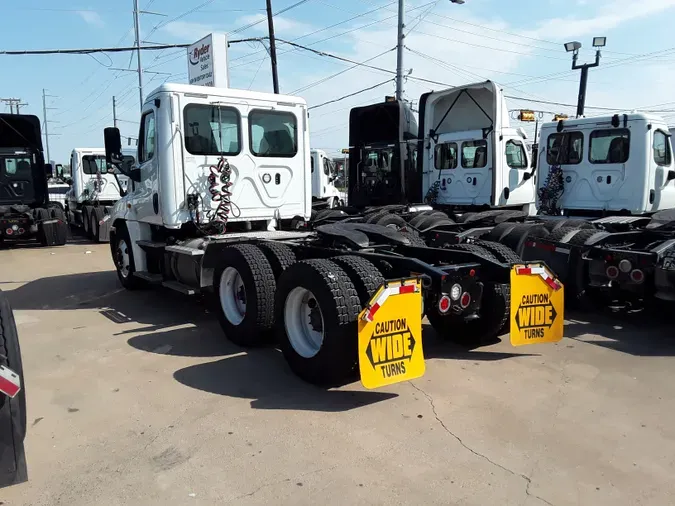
[
  {"left": 310, "top": 149, "right": 344, "bottom": 209},
  {"left": 65, "top": 147, "right": 134, "bottom": 242}
]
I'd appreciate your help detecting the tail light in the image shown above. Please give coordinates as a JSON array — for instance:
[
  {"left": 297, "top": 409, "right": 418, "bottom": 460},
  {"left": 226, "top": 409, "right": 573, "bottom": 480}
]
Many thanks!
[
  {"left": 5, "top": 228, "right": 13, "bottom": 236},
  {"left": 630, "top": 269, "right": 645, "bottom": 284},
  {"left": 17, "top": 228, "right": 24, "bottom": 235},
  {"left": 438, "top": 295, "right": 452, "bottom": 313},
  {"left": 606, "top": 265, "right": 619, "bottom": 279},
  {"left": 460, "top": 292, "right": 471, "bottom": 308},
  {"left": 450, "top": 284, "right": 462, "bottom": 301}
]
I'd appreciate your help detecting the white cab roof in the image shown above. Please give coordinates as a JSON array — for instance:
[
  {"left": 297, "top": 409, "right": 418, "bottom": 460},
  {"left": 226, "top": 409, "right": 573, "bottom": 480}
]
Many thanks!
[
  {"left": 541, "top": 112, "right": 668, "bottom": 130},
  {"left": 146, "top": 83, "right": 307, "bottom": 107}
]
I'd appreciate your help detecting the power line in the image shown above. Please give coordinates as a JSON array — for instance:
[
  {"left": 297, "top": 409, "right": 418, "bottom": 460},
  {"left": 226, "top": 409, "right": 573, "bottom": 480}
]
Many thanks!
[
  {"left": 308, "top": 79, "right": 394, "bottom": 110},
  {"left": 0, "top": 39, "right": 261, "bottom": 55}
]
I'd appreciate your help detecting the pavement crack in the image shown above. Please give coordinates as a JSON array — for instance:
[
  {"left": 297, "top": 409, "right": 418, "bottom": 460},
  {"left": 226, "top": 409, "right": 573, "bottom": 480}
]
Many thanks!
[{"left": 409, "top": 382, "right": 554, "bottom": 506}]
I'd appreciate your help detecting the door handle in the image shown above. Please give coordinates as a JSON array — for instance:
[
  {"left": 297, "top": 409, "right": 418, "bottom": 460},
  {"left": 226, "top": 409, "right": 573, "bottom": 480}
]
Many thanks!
[{"left": 472, "top": 177, "right": 477, "bottom": 186}]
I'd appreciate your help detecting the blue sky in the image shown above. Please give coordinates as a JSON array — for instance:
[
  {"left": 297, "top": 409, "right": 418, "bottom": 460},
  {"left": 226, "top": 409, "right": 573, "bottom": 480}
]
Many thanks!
[{"left": 2, "top": 0, "right": 675, "bottom": 163}]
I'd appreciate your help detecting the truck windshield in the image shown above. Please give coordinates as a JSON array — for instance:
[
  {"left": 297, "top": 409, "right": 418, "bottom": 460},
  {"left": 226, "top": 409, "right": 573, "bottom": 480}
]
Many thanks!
[
  {"left": 363, "top": 147, "right": 395, "bottom": 173},
  {"left": 82, "top": 155, "right": 108, "bottom": 175}
]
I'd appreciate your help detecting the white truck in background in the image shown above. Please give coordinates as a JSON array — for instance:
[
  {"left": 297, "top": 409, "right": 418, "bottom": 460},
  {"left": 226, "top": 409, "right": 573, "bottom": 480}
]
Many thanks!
[
  {"left": 65, "top": 147, "right": 135, "bottom": 242},
  {"left": 310, "top": 149, "right": 344, "bottom": 209}
]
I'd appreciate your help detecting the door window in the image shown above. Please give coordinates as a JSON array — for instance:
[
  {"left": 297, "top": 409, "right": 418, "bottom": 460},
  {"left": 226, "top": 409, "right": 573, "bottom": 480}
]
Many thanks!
[
  {"left": 546, "top": 132, "right": 583, "bottom": 165},
  {"left": 184, "top": 104, "right": 240, "bottom": 155},
  {"left": 653, "top": 130, "right": 672, "bottom": 167},
  {"left": 434, "top": 142, "right": 458, "bottom": 170},
  {"left": 249, "top": 110, "right": 297, "bottom": 157},
  {"left": 138, "top": 111, "right": 156, "bottom": 163},
  {"left": 323, "top": 157, "right": 332, "bottom": 176},
  {"left": 589, "top": 129, "right": 630, "bottom": 164},
  {"left": 461, "top": 140, "right": 488, "bottom": 168},
  {"left": 505, "top": 140, "right": 528, "bottom": 169}
]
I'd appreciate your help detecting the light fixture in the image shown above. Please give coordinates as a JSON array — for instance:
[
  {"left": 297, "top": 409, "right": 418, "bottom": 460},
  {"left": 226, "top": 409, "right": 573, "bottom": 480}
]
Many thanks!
[
  {"left": 450, "top": 0, "right": 466, "bottom": 3},
  {"left": 592, "top": 37, "right": 607, "bottom": 48},
  {"left": 564, "top": 41, "right": 582, "bottom": 53}
]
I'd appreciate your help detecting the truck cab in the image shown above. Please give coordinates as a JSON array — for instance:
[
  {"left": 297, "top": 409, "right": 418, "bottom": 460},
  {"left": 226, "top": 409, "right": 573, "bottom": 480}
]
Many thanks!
[
  {"left": 0, "top": 114, "right": 67, "bottom": 246},
  {"left": 348, "top": 100, "right": 419, "bottom": 207},
  {"left": 107, "top": 83, "right": 310, "bottom": 255},
  {"left": 417, "top": 81, "right": 536, "bottom": 215},
  {"left": 536, "top": 113, "right": 675, "bottom": 216},
  {"left": 310, "top": 149, "right": 343, "bottom": 208}
]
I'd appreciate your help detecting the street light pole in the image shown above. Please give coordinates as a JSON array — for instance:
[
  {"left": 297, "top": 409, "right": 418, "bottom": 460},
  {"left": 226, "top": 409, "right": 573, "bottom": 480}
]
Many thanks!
[
  {"left": 572, "top": 51, "right": 600, "bottom": 117},
  {"left": 565, "top": 37, "right": 605, "bottom": 118}
]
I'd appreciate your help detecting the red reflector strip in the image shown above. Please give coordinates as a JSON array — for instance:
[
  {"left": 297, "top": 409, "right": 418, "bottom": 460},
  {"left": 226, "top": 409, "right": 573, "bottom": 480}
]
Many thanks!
[
  {"left": 0, "top": 366, "right": 20, "bottom": 398},
  {"left": 398, "top": 284, "right": 415, "bottom": 294},
  {"left": 515, "top": 265, "right": 562, "bottom": 291},
  {"left": 362, "top": 282, "right": 419, "bottom": 322}
]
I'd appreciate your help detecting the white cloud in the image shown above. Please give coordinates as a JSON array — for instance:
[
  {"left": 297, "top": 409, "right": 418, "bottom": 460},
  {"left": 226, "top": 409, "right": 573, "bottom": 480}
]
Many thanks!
[{"left": 77, "top": 10, "right": 104, "bottom": 27}]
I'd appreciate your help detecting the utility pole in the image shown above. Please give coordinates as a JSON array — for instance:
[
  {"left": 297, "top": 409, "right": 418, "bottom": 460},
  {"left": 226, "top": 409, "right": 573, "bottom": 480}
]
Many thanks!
[
  {"left": 1, "top": 98, "right": 27, "bottom": 114},
  {"left": 133, "top": 0, "right": 144, "bottom": 110},
  {"left": 265, "top": 0, "right": 280, "bottom": 94},
  {"left": 113, "top": 96, "right": 118, "bottom": 128},
  {"left": 42, "top": 89, "right": 51, "bottom": 161},
  {"left": 395, "top": 0, "right": 405, "bottom": 101}
]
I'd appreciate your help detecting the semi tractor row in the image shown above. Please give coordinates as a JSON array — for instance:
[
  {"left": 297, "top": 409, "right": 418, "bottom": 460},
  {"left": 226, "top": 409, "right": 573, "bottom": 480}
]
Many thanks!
[
  {"left": 101, "top": 83, "right": 563, "bottom": 389},
  {"left": 328, "top": 80, "right": 675, "bottom": 311}
]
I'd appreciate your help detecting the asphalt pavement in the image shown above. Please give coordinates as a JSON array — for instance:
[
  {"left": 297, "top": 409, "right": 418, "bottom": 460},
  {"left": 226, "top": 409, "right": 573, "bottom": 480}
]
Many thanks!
[{"left": 0, "top": 239, "right": 674, "bottom": 505}]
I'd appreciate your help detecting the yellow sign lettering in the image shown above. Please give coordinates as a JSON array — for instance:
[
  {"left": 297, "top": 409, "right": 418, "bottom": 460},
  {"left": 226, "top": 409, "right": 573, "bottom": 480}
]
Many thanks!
[{"left": 370, "top": 338, "right": 387, "bottom": 364}]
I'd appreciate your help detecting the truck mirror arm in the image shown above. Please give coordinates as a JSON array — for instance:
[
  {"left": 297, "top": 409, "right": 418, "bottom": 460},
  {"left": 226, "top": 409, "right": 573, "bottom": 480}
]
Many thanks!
[{"left": 111, "top": 172, "right": 127, "bottom": 197}]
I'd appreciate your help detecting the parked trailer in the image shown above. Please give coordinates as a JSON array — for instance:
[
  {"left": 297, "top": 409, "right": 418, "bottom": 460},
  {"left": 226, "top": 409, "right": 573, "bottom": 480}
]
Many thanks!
[
  {"left": 0, "top": 114, "right": 67, "bottom": 247},
  {"left": 65, "top": 147, "right": 134, "bottom": 242},
  {"left": 102, "top": 83, "right": 563, "bottom": 388}
]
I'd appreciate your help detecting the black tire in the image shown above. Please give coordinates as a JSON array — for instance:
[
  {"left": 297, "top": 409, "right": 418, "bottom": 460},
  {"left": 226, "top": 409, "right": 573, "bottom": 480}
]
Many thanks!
[
  {"left": 112, "top": 223, "right": 145, "bottom": 290},
  {"left": 214, "top": 244, "right": 276, "bottom": 347},
  {"left": 373, "top": 213, "right": 407, "bottom": 228},
  {"left": 275, "top": 259, "right": 362, "bottom": 385},
  {"left": 409, "top": 210, "right": 442, "bottom": 228},
  {"left": 473, "top": 240, "right": 521, "bottom": 263},
  {"left": 256, "top": 242, "right": 297, "bottom": 280},
  {"left": 561, "top": 219, "right": 595, "bottom": 230},
  {"left": 542, "top": 220, "right": 562, "bottom": 232},
  {"left": 49, "top": 206, "right": 66, "bottom": 221},
  {"left": 82, "top": 206, "right": 92, "bottom": 237},
  {"left": 91, "top": 207, "right": 105, "bottom": 243},
  {"left": 331, "top": 256, "right": 384, "bottom": 306},
  {"left": 461, "top": 209, "right": 506, "bottom": 225},
  {"left": 445, "top": 243, "right": 499, "bottom": 262},
  {"left": 0, "top": 291, "right": 27, "bottom": 486},
  {"left": 484, "top": 222, "right": 518, "bottom": 243},
  {"left": 567, "top": 229, "right": 600, "bottom": 247},
  {"left": 499, "top": 224, "right": 549, "bottom": 256},
  {"left": 417, "top": 214, "right": 456, "bottom": 231},
  {"left": 547, "top": 226, "right": 581, "bottom": 243},
  {"left": 427, "top": 282, "right": 510, "bottom": 347},
  {"left": 400, "top": 229, "right": 427, "bottom": 247}
]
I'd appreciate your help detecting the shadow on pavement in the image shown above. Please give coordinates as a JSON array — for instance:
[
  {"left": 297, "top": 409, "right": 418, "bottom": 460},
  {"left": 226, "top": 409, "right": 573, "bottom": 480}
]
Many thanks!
[
  {"left": 421, "top": 325, "right": 539, "bottom": 361},
  {"left": 173, "top": 351, "right": 398, "bottom": 412},
  {"left": 563, "top": 309, "right": 675, "bottom": 357}
]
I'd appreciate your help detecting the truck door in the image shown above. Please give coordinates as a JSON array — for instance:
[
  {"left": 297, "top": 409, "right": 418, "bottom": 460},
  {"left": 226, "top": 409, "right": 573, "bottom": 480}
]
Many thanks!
[
  {"left": 442, "top": 139, "right": 492, "bottom": 206},
  {"left": 133, "top": 107, "right": 161, "bottom": 224},
  {"left": 501, "top": 137, "right": 536, "bottom": 207},
  {"left": 651, "top": 128, "right": 675, "bottom": 210}
]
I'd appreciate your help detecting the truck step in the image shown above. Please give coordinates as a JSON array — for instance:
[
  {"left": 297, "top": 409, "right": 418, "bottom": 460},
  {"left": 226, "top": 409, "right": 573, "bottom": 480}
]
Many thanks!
[
  {"left": 137, "top": 240, "right": 166, "bottom": 249},
  {"left": 165, "top": 244, "right": 205, "bottom": 256},
  {"left": 133, "top": 271, "right": 162, "bottom": 283},
  {"left": 162, "top": 280, "right": 199, "bottom": 295}
]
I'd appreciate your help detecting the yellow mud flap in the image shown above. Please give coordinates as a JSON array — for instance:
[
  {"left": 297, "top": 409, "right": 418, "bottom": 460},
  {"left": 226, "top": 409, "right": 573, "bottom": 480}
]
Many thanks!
[
  {"left": 510, "top": 264, "right": 564, "bottom": 346},
  {"left": 358, "top": 277, "right": 425, "bottom": 389}
]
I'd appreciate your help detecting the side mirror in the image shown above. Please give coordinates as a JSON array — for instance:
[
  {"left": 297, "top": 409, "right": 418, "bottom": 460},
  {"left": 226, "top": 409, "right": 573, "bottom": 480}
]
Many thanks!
[
  {"left": 104, "top": 127, "right": 123, "bottom": 166},
  {"left": 66, "top": 178, "right": 73, "bottom": 186},
  {"left": 667, "top": 170, "right": 675, "bottom": 182},
  {"left": 523, "top": 172, "right": 532, "bottom": 181},
  {"left": 45, "top": 164, "right": 54, "bottom": 178},
  {"left": 129, "top": 168, "right": 142, "bottom": 183}
]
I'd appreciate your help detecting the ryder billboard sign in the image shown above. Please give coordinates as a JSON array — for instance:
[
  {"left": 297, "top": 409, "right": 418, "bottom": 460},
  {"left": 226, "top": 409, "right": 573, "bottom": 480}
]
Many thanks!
[{"left": 187, "top": 33, "right": 229, "bottom": 88}]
